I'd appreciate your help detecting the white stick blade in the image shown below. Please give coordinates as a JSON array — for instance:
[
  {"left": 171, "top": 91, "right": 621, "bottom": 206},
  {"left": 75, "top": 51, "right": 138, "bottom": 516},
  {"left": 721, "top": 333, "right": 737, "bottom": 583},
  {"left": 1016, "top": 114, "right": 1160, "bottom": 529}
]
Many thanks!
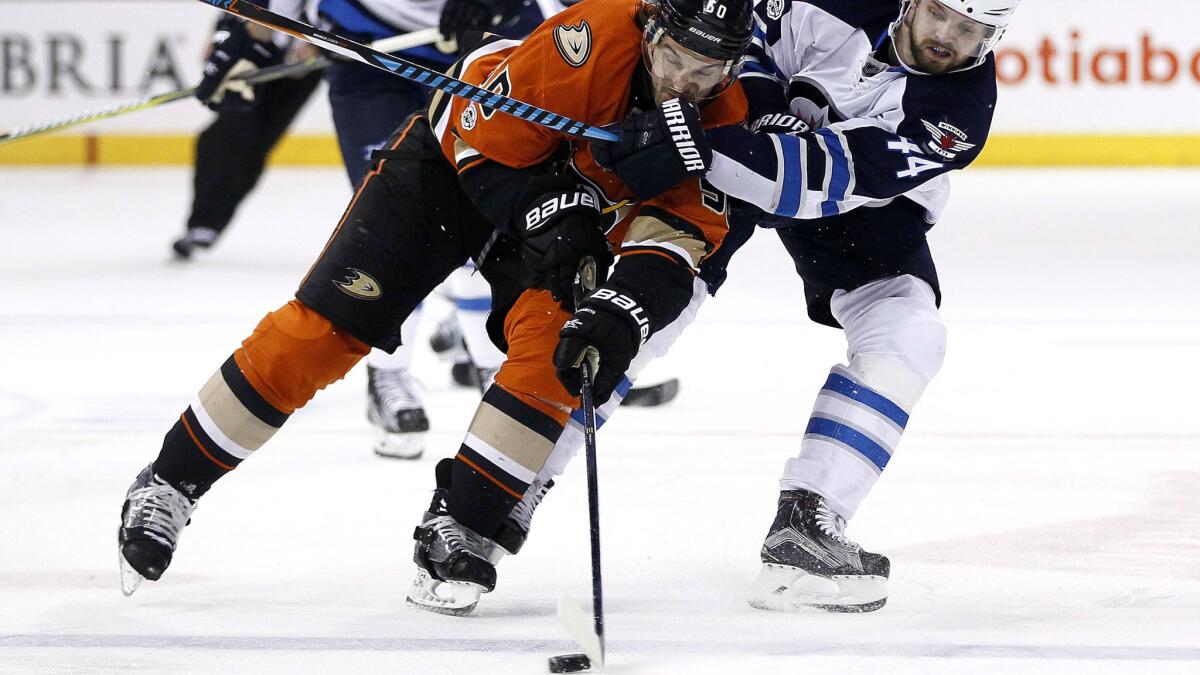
[{"left": 556, "top": 594, "right": 604, "bottom": 667}]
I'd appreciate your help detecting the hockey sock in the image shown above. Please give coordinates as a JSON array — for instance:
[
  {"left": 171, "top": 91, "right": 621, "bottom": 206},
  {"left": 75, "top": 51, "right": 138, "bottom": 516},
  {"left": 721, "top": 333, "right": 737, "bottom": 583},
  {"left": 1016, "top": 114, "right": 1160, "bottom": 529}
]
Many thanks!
[
  {"left": 448, "top": 385, "right": 565, "bottom": 537},
  {"left": 781, "top": 364, "right": 913, "bottom": 519},
  {"left": 153, "top": 300, "right": 369, "bottom": 498}
]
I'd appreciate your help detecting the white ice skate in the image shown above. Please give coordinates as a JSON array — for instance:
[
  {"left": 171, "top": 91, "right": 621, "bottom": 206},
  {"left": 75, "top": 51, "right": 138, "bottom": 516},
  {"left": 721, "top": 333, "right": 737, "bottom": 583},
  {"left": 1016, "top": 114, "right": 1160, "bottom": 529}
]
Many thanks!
[{"left": 366, "top": 366, "right": 429, "bottom": 459}]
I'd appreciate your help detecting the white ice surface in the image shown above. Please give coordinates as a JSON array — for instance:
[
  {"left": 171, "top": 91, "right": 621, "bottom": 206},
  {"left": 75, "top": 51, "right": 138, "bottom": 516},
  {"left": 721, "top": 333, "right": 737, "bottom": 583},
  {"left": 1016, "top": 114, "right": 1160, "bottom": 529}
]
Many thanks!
[{"left": 0, "top": 167, "right": 1197, "bottom": 674}]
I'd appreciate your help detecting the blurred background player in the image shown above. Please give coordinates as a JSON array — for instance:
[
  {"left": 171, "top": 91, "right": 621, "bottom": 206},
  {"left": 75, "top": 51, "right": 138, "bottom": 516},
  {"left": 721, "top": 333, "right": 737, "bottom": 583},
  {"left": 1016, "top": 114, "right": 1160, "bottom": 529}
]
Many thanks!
[{"left": 172, "top": 29, "right": 323, "bottom": 260}]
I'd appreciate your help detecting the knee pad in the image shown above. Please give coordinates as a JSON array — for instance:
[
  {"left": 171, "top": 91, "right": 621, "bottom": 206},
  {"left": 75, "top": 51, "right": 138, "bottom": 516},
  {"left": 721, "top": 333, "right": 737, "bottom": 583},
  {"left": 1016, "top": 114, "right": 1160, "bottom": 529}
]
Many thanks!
[
  {"left": 236, "top": 299, "right": 370, "bottom": 414},
  {"left": 833, "top": 275, "right": 947, "bottom": 409}
]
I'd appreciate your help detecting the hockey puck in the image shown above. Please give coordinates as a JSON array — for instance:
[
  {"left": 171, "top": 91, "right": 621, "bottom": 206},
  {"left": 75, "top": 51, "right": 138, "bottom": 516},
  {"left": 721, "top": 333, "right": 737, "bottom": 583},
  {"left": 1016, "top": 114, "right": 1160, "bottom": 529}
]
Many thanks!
[{"left": 547, "top": 653, "right": 591, "bottom": 672}]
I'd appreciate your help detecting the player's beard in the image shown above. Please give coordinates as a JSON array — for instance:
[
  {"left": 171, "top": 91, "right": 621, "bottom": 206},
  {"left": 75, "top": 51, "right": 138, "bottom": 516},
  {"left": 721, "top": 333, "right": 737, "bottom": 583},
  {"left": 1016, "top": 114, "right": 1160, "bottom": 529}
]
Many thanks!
[{"left": 899, "top": 9, "right": 968, "bottom": 74}]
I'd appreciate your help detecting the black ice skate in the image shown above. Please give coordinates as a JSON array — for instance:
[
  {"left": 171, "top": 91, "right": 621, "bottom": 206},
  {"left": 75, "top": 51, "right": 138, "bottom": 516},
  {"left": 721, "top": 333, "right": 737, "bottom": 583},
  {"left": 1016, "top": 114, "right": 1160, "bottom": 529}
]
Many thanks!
[
  {"left": 450, "top": 361, "right": 499, "bottom": 393},
  {"left": 118, "top": 464, "right": 197, "bottom": 596},
  {"left": 171, "top": 226, "right": 219, "bottom": 260},
  {"left": 407, "top": 481, "right": 497, "bottom": 616},
  {"left": 429, "top": 315, "right": 467, "bottom": 361},
  {"left": 406, "top": 463, "right": 553, "bottom": 615},
  {"left": 748, "top": 489, "right": 890, "bottom": 613},
  {"left": 366, "top": 365, "right": 429, "bottom": 459}
]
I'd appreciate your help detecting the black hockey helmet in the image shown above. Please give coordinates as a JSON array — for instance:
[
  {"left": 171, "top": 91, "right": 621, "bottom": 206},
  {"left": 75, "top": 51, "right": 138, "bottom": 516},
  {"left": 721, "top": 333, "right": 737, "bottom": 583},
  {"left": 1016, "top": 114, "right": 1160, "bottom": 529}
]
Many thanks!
[
  {"left": 649, "top": 0, "right": 754, "bottom": 62},
  {"left": 641, "top": 0, "right": 754, "bottom": 102}
]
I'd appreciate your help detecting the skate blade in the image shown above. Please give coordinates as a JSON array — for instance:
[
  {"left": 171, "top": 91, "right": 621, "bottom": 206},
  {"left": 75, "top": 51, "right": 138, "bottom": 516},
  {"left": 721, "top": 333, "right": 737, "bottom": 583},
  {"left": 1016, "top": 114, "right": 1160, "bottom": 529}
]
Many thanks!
[
  {"left": 747, "top": 563, "right": 887, "bottom": 613},
  {"left": 373, "top": 429, "right": 425, "bottom": 460},
  {"left": 405, "top": 568, "right": 484, "bottom": 616},
  {"left": 118, "top": 551, "right": 146, "bottom": 597}
]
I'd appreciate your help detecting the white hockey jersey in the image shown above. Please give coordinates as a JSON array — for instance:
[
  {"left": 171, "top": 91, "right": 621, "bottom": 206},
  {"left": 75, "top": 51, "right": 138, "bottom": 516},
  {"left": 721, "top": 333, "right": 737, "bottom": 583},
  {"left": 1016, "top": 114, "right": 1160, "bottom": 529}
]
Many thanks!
[{"left": 706, "top": 0, "right": 997, "bottom": 225}]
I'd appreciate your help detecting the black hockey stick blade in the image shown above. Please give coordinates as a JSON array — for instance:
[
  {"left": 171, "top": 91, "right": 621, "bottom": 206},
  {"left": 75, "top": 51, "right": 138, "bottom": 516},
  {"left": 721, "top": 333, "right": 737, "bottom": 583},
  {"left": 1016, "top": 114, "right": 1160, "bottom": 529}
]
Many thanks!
[
  {"left": 199, "top": 0, "right": 618, "bottom": 142},
  {"left": 620, "top": 377, "right": 680, "bottom": 407}
]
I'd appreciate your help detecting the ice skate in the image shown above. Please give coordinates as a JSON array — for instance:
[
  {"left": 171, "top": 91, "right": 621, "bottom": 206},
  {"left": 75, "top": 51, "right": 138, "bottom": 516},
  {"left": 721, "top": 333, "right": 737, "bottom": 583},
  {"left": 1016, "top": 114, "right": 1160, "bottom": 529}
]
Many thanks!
[
  {"left": 748, "top": 489, "right": 889, "bottom": 613},
  {"left": 405, "top": 466, "right": 552, "bottom": 615},
  {"left": 450, "top": 361, "right": 499, "bottom": 393},
  {"left": 171, "top": 226, "right": 219, "bottom": 260},
  {"left": 490, "top": 478, "right": 553, "bottom": 556},
  {"left": 429, "top": 315, "right": 467, "bottom": 361},
  {"left": 118, "top": 464, "right": 197, "bottom": 596},
  {"left": 367, "top": 365, "right": 429, "bottom": 459},
  {"left": 407, "top": 510, "right": 498, "bottom": 616}
]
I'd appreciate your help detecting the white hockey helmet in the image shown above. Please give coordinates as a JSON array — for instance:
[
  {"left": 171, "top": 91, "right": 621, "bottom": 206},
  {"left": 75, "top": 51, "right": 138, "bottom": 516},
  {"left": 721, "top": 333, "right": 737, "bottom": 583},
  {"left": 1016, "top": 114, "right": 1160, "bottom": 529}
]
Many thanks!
[{"left": 889, "top": 0, "right": 1021, "bottom": 73}]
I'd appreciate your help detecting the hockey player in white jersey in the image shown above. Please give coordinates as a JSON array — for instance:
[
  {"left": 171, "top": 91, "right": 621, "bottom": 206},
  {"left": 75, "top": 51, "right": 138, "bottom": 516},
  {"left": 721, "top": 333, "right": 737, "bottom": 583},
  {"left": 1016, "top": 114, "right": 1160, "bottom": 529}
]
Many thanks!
[{"left": 599, "top": 0, "right": 1021, "bottom": 612}]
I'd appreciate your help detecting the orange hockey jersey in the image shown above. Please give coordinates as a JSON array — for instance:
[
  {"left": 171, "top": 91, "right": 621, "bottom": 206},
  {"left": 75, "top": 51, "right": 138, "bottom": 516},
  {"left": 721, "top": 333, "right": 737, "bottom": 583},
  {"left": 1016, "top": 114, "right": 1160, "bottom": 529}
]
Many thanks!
[{"left": 427, "top": 0, "right": 748, "bottom": 274}]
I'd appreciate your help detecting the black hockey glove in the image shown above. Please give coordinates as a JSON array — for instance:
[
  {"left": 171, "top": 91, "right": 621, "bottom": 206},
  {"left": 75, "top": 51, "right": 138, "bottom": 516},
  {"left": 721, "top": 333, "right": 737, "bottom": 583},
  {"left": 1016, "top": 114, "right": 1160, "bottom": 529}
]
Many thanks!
[
  {"left": 195, "top": 17, "right": 284, "bottom": 113},
  {"left": 554, "top": 288, "right": 647, "bottom": 405},
  {"left": 516, "top": 176, "right": 614, "bottom": 305},
  {"left": 439, "top": 0, "right": 528, "bottom": 46},
  {"left": 749, "top": 112, "right": 810, "bottom": 135},
  {"left": 592, "top": 97, "right": 712, "bottom": 202}
]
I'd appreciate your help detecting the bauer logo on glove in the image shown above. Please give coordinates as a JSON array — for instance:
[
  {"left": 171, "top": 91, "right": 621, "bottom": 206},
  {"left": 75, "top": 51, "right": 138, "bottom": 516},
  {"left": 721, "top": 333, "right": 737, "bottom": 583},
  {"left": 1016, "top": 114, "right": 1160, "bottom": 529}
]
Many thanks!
[
  {"left": 524, "top": 190, "right": 599, "bottom": 231},
  {"left": 589, "top": 288, "right": 650, "bottom": 344}
]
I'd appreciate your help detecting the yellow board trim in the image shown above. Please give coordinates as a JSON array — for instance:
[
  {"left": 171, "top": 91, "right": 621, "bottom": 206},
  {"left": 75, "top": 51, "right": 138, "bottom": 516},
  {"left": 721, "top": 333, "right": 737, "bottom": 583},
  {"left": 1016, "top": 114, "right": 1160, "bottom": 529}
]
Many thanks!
[
  {"left": 0, "top": 134, "right": 342, "bottom": 166},
  {"left": 978, "top": 135, "right": 1200, "bottom": 167},
  {"left": 3, "top": 133, "right": 1200, "bottom": 167}
]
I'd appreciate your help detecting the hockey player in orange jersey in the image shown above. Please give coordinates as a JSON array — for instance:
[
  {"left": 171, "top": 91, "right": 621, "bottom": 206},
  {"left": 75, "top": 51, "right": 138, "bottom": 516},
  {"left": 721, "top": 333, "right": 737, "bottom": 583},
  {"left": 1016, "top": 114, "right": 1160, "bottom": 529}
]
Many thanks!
[{"left": 116, "top": 0, "right": 753, "bottom": 604}]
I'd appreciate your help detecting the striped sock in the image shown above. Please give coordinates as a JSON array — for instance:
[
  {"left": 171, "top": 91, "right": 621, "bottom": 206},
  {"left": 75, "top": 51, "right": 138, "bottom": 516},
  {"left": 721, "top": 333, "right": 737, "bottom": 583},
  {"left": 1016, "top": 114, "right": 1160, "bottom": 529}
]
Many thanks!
[{"left": 153, "top": 355, "right": 290, "bottom": 498}]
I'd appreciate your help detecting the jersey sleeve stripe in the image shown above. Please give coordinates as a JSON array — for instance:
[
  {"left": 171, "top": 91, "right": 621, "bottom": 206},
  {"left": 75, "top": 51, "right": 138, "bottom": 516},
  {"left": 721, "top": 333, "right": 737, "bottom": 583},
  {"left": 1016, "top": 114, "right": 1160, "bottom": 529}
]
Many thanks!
[
  {"left": 816, "top": 128, "right": 852, "bottom": 217},
  {"left": 775, "top": 133, "right": 804, "bottom": 217}
]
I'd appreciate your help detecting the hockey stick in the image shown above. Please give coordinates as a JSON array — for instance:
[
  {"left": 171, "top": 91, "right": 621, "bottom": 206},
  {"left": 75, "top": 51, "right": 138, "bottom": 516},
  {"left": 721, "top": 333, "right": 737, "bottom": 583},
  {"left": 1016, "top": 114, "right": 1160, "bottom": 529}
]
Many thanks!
[
  {"left": 0, "top": 28, "right": 440, "bottom": 146},
  {"left": 551, "top": 257, "right": 606, "bottom": 671},
  {"left": 198, "top": 0, "right": 618, "bottom": 143}
]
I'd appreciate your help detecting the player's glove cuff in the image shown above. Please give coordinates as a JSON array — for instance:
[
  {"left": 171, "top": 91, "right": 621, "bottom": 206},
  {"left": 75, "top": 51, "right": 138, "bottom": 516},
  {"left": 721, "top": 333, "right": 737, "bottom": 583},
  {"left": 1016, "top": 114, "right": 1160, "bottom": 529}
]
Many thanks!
[
  {"left": 748, "top": 112, "right": 810, "bottom": 135},
  {"left": 554, "top": 292, "right": 645, "bottom": 404}
]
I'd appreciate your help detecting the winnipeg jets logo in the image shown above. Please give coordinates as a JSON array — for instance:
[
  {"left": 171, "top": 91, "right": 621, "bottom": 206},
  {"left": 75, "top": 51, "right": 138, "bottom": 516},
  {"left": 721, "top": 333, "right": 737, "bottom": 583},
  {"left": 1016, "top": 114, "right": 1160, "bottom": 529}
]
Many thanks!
[
  {"left": 921, "top": 119, "right": 975, "bottom": 159},
  {"left": 790, "top": 99, "right": 831, "bottom": 130},
  {"left": 333, "top": 268, "right": 382, "bottom": 300},
  {"left": 554, "top": 21, "right": 592, "bottom": 68}
]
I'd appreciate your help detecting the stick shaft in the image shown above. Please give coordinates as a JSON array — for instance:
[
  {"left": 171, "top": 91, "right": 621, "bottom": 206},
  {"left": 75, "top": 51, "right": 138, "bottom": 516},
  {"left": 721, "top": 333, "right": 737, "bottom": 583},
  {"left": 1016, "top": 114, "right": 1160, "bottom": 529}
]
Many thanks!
[
  {"left": 203, "top": 0, "right": 618, "bottom": 142},
  {"left": 572, "top": 256, "right": 605, "bottom": 663},
  {"left": 579, "top": 361, "right": 606, "bottom": 659}
]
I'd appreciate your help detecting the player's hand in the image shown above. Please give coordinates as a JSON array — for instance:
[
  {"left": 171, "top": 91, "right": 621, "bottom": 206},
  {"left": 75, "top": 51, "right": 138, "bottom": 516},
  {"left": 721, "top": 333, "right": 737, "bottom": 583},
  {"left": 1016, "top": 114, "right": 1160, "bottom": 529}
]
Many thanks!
[
  {"left": 439, "top": 0, "right": 528, "bottom": 47},
  {"left": 554, "top": 290, "right": 643, "bottom": 405},
  {"left": 749, "top": 112, "right": 810, "bottom": 135},
  {"left": 195, "top": 17, "right": 284, "bottom": 112},
  {"left": 516, "top": 177, "right": 614, "bottom": 305},
  {"left": 592, "top": 97, "right": 712, "bottom": 201}
]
